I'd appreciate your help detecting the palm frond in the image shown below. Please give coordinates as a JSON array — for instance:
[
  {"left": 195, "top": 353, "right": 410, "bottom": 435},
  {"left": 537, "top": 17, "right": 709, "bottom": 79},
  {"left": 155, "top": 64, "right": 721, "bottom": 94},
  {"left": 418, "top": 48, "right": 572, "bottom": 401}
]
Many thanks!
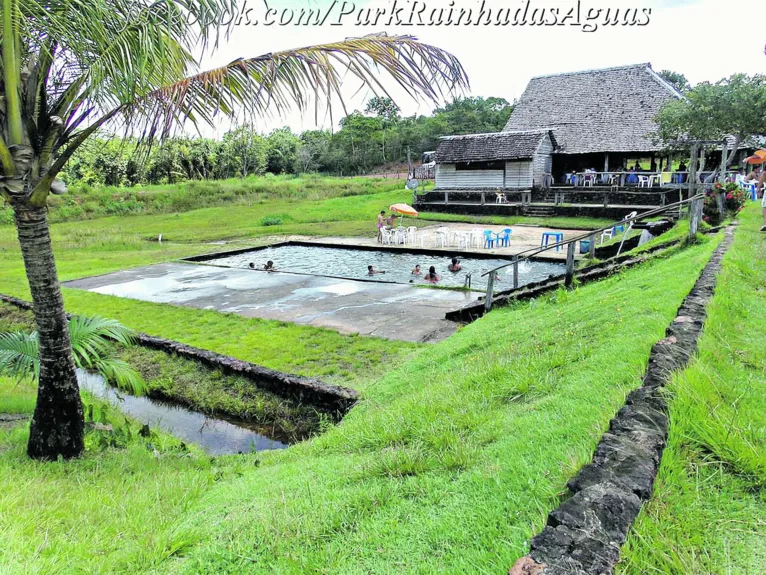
[
  {"left": 122, "top": 33, "right": 469, "bottom": 141},
  {"left": 0, "top": 315, "right": 143, "bottom": 394},
  {"left": 0, "top": 330, "right": 40, "bottom": 381},
  {"left": 92, "top": 358, "right": 145, "bottom": 395}
]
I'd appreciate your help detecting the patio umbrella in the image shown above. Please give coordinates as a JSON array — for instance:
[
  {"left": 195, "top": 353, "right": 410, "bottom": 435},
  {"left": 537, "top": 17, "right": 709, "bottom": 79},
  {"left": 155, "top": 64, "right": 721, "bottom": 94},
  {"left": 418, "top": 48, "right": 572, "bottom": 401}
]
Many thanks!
[
  {"left": 389, "top": 203, "right": 419, "bottom": 226},
  {"left": 744, "top": 149, "right": 766, "bottom": 164}
]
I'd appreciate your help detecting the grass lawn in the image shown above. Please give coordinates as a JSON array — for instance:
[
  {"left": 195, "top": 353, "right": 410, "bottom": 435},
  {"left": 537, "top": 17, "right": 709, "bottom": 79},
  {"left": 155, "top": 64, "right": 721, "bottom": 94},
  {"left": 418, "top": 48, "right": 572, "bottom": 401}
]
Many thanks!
[
  {"left": 617, "top": 205, "right": 766, "bottom": 574},
  {"left": 0, "top": 227, "right": 721, "bottom": 573}
]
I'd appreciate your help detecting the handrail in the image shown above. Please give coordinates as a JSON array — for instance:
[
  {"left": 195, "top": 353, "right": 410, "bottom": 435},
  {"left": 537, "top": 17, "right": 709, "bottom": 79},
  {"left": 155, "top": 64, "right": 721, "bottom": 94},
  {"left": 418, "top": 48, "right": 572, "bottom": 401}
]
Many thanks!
[
  {"left": 478, "top": 193, "right": 705, "bottom": 313},
  {"left": 480, "top": 194, "right": 703, "bottom": 279}
]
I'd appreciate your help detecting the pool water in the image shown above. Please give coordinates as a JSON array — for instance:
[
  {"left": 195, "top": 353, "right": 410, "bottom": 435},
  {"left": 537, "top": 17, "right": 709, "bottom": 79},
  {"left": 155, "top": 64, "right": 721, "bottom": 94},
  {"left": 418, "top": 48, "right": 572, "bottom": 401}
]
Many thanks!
[{"left": 204, "top": 245, "right": 565, "bottom": 290}]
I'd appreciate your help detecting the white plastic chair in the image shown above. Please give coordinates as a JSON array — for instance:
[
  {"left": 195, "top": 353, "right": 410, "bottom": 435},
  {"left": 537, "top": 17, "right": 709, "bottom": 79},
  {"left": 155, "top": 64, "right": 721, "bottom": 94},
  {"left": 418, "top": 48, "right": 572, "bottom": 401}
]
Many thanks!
[
  {"left": 456, "top": 232, "right": 470, "bottom": 250},
  {"left": 406, "top": 227, "right": 418, "bottom": 246},
  {"left": 434, "top": 229, "right": 448, "bottom": 248},
  {"left": 583, "top": 174, "right": 595, "bottom": 187},
  {"left": 471, "top": 230, "right": 483, "bottom": 249},
  {"left": 418, "top": 232, "right": 428, "bottom": 248},
  {"left": 637, "top": 175, "right": 650, "bottom": 188},
  {"left": 381, "top": 229, "right": 393, "bottom": 245},
  {"left": 648, "top": 174, "right": 661, "bottom": 187},
  {"left": 600, "top": 229, "right": 613, "bottom": 244}
]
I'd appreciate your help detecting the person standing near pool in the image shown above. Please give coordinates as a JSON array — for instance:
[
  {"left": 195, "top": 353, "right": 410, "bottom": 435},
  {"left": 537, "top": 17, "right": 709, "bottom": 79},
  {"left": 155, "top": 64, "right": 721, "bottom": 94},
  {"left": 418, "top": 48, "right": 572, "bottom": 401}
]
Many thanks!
[
  {"left": 424, "top": 266, "right": 440, "bottom": 283},
  {"left": 376, "top": 210, "right": 386, "bottom": 242}
]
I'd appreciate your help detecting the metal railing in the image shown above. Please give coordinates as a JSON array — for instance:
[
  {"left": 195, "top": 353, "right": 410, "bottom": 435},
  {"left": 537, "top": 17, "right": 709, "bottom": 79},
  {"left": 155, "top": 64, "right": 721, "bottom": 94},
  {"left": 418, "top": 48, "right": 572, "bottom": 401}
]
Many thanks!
[{"left": 479, "top": 194, "right": 705, "bottom": 312}]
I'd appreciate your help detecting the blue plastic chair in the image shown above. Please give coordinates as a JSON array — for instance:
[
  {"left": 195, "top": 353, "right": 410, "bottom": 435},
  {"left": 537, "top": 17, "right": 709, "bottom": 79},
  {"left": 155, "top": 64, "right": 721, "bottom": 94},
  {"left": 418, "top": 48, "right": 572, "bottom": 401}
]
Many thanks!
[
  {"left": 496, "top": 228, "right": 512, "bottom": 247},
  {"left": 483, "top": 230, "right": 495, "bottom": 249}
]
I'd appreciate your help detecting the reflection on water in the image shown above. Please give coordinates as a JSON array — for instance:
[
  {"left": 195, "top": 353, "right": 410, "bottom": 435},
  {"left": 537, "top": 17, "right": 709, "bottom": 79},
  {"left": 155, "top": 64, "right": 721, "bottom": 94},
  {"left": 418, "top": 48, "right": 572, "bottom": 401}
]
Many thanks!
[
  {"left": 207, "top": 245, "right": 565, "bottom": 290},
  {"left": 78, "top": 371, "right": 288, "bottom": 455}
]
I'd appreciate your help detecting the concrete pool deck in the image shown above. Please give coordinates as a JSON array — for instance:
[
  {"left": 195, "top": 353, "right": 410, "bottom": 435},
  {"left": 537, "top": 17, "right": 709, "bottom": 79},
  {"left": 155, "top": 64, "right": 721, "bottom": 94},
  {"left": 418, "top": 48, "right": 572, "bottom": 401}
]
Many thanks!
[
  {"left": 312, "top": 223, "right": 591, "bottom": 260},
  {"left": 64, "top": 263, "right": 476, "bottom": 343}
]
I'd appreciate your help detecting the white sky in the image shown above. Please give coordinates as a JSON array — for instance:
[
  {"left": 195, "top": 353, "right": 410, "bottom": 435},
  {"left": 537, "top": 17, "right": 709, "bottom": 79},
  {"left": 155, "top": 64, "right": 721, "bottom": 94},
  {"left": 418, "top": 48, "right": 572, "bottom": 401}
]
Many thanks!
[{"left": 193, "top": 0, "right": 765, "bottom": 136}]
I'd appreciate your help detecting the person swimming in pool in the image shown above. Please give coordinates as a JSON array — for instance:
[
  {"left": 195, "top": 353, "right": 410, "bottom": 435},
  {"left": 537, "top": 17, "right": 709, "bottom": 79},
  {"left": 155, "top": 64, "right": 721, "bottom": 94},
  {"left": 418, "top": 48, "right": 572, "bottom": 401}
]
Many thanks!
[
  {"left": 424, "top": 266, "right": 440, "bottom": 283},
  {"left": 368, "top": 265, "right": 386, "bottom": 275},
  {"left": 248, "top": 262, "right": 256, "bottom": 269},
  {"left": 447, "top": 257, "right": 462, "bottom": 272},
  {"left": 412, "top": 264, "right": 422, "bottom": 276},
  {"left": 263, "top": 260, "right": 276, "bottom": 271}
]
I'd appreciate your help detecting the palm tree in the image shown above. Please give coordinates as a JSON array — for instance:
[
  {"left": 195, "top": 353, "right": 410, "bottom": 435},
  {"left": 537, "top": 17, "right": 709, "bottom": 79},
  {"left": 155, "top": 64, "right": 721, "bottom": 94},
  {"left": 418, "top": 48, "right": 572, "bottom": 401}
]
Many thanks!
[
  {"left": 0, "top": 315, "right": 143, "bottom": 393},
  {"left": 0, "top": 0, "right": 468, "bottom": 459}
]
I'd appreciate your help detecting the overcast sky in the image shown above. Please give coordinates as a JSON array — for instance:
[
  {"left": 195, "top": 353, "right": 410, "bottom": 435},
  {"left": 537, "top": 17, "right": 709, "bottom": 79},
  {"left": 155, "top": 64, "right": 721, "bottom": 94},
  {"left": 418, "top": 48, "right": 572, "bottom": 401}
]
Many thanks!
[{"left": 193, "top": 0, "right": 764, "bottom": 136}]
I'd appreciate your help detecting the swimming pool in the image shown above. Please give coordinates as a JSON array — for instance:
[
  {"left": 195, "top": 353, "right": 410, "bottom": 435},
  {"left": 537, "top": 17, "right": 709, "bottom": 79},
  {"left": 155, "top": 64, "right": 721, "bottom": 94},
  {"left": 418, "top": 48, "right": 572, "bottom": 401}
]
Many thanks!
[{"left": 199, "top": 244, "right": 565, "bottom": 290}]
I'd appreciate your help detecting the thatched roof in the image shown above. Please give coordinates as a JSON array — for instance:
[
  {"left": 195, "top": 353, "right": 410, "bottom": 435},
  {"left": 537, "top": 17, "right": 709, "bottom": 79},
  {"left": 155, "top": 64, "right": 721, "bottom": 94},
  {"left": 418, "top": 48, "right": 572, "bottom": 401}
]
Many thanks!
[
  {"left": 436, "top": 130, "right": 554, "bottom": 163},
  {"left": 503, "top": 63, "right": 683, "bottom": 154}
]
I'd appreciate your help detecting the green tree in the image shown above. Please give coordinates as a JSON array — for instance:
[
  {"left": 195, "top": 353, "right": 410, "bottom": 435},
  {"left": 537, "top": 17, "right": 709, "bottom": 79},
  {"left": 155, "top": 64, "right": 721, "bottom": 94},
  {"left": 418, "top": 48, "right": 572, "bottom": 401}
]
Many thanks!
[
  {"left": 266, "top": 128, "right": 301, "bottom": 175},
  {"left": 658, "top": 69, "right": 691, "bottom": 93},
  {"left": 297, "top": 130, "right": 331, "bottom": 173},
  {"left": 220, "top": 126, "right": 267, "bottom": 178},
  {"left": 0, "top": 0, "right": 468, "bottom": 460},
  {"left": 656, "top": 74, "right": 766, "bottom": 164}
]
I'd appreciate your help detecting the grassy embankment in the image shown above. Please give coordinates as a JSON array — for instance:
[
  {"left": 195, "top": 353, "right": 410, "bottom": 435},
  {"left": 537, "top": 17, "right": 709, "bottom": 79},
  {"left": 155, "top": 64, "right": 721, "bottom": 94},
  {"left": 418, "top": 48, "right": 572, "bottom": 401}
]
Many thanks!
[
  {"left": 0, "top": 228, "right": 721, "bottom": 573},
  {"left": 618, "top": 205, "right": 766, "bottom": 574},
  {"left": 0, "top": 303, "right": 326, "bottom": 441}
]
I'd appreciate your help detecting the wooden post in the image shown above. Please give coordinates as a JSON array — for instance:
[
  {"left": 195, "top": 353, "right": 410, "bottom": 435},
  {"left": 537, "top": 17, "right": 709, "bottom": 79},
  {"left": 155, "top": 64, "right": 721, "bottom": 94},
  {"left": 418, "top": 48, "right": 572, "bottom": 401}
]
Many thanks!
[
  {"left": 407, "top": 148, "right": 412, "bottom": 179},
  {"left": 565, "top": 242, "right": 576, "bottom": 288},
  {"left": 689, "top": 196, "right": 701, "bottom": 237},
  {"left": 484, "top": 273, "right": 495, "bottom": 313},
  {"left": 603, "top": 193, "right": 609, "bottom": 208},
  {"left": 513, "top": 256, "right": 519, "bottom": 289},
  {"left": 481, "top": 192, "right": 485, "bottom": 205},
  {"left": 604, "top": 152, "right": 609, "bottom": 173},
  {"left": 444, "top": 191, "right": 448, "bottom": 204},
  {"left": 717, "top": 140, "right": 727, "bottom": 218},
  {"left": 688, "top": 142, "right": 699, "bottom": 206},
  {"left": 589, "top": 233, "right": 596, "bottom": 258}
]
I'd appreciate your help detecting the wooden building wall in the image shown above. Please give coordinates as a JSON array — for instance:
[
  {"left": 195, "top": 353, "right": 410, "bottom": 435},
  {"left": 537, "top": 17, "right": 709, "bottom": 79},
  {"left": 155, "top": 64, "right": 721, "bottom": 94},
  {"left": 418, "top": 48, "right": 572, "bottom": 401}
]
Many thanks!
[
  {"left": 435, "top": 161, "right": 533, "bottom": 189},
  {"left": 533, "top": 135, "right": 554, "bottom": 187}
]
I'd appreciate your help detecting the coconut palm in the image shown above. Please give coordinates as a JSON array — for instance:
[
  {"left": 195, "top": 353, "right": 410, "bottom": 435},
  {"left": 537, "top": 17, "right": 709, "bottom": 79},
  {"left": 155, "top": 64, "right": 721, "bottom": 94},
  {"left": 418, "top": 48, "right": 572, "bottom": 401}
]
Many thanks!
[
  {"left": 0, "top": 0, "right": 468, "bottom": 459},
  {"left": 0, "top": 315, "right": 143, "bottom": 393}
]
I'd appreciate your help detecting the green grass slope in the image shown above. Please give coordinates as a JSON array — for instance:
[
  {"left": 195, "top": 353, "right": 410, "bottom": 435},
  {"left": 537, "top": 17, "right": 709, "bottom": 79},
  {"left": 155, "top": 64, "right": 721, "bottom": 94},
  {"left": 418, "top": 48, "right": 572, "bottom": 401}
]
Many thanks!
[
  {"left": 618, "top": 205, "right": 766, "bottom": 574},
  {"left": 0, "top": 236, "right": 719, "bottom": 574}
]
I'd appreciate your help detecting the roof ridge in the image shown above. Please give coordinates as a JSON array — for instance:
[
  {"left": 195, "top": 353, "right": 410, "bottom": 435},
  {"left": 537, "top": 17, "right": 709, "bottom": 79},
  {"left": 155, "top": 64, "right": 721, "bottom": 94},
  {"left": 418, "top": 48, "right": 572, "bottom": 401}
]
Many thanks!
[
  {"left": 530, "top": 62, "right": 650, "bottom": 80},
  {"left": 440, "top": 130, "right": 549, "bottom": 140}
]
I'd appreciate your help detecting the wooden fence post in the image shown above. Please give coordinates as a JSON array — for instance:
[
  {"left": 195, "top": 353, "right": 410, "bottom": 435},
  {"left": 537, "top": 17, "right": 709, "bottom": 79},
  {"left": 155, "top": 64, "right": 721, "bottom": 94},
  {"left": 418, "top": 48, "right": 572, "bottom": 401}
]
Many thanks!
[
  {"left": 513, "top": 256, "right": 519, "bottom": 289},
  {"left": 717, "top": 140, "right": 727, "bottom": 218},
  {"left": 444, "top": 191, "right": 448, "bottom": 204},
  {"left": 565, "top": 242, "right": 576, "bottom": 288},
  {"left": 481, "top": 192, "right": 485, "bottom": 205},
  {"left": 484, "top": 273, "right": 495, "bottom": 313},
  {"left": 589, "top": 233, "right": 596, "bottom": 259}
]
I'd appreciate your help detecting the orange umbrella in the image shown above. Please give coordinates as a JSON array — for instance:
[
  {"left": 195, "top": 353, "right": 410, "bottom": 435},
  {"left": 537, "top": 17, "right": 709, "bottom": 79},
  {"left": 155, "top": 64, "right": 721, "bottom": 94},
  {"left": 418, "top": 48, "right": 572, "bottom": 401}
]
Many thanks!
[
  {"left": 745, "top": 154, "right": 766, "bottom": 165},
  {"left": 389, "top": 203, "right": 418, "bottom": 217}
]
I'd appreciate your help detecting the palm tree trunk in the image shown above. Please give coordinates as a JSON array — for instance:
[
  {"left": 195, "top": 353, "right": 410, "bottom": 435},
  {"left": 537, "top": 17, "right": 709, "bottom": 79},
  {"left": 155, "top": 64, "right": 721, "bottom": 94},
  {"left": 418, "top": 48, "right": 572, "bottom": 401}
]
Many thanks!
[{"left": 13, "top": 203, "right": 84, "bottom": 460}]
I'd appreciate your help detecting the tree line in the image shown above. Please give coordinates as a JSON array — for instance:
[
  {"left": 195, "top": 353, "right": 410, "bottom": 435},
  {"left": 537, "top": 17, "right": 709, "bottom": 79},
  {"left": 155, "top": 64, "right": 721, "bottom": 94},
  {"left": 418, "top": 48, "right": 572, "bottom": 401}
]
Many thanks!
[{"left": 62, "top": 96, "right": 514, "bottom": 188}]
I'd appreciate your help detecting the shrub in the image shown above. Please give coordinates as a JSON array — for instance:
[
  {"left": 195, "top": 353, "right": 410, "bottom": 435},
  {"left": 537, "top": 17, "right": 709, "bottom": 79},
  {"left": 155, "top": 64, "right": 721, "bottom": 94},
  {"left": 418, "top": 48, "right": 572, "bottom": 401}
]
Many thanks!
[{"left": 260, "top": 216, "right": 283, "bottom": 227}]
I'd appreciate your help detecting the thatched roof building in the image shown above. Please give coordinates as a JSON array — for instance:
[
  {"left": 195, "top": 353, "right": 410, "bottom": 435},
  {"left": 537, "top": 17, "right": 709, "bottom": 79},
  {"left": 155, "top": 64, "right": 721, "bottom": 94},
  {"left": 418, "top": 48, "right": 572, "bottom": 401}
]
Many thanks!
[
  {"left": 432, "top": 63, "right": 686, "bottom": 190},
  {"left": 503, "top": 63, "right": 683, "bottom": 155}
]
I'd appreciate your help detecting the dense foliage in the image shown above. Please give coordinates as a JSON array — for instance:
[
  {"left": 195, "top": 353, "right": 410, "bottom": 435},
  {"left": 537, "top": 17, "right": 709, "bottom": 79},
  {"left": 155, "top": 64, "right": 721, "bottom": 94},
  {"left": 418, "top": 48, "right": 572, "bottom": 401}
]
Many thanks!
[
  {"left": 655, "top": 74, "right": 766, "bottom": 155},
  {"left": 59, "top": 97, "right": 513, "bottom": 187}
]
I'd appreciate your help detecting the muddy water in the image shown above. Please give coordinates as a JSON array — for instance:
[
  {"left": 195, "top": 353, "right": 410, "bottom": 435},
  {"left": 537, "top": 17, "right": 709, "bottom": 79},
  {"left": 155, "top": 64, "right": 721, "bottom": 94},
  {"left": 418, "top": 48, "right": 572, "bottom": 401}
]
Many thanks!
[{"left": 78, "top": 371, "right": 288, "bottom": 455}]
